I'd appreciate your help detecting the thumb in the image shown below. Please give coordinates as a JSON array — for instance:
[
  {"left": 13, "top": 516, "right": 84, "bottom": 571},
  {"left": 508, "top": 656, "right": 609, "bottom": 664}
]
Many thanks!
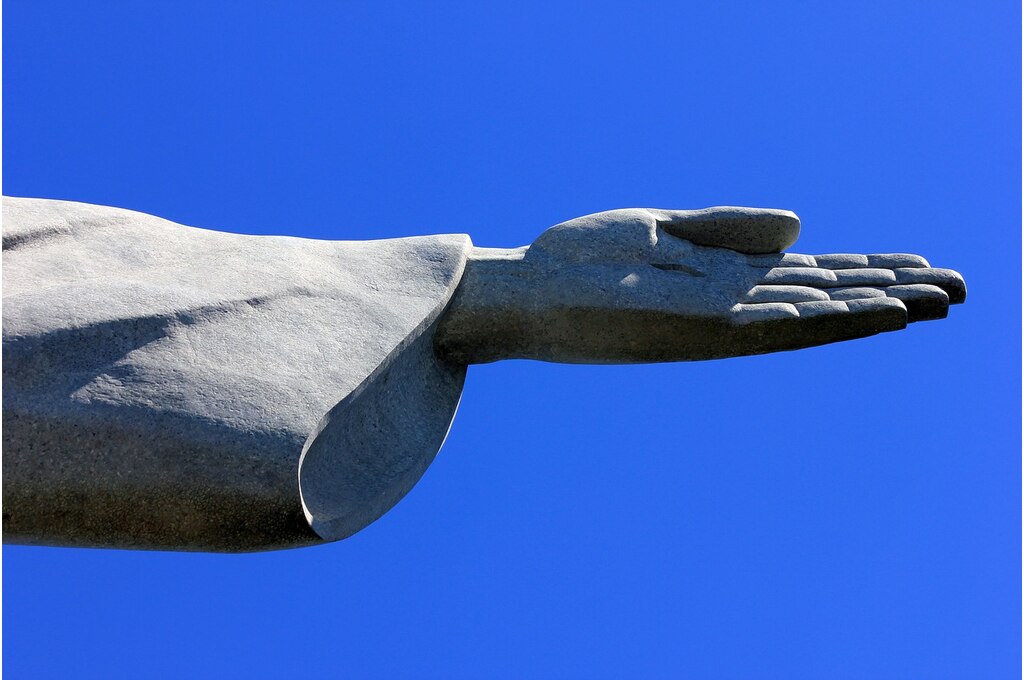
[{"left": 651, "top": 207, "right": 800, "bottom": 254}]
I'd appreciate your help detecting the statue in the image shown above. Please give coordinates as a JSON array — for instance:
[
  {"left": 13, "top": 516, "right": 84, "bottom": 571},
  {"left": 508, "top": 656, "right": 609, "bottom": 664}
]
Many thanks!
[{"left": 1, "top": 197, "right": 967, "bottom": 552}]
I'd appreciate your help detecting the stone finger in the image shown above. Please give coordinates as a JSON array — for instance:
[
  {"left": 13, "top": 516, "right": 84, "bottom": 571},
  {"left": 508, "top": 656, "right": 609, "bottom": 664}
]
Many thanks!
[
  {"left": 762, "top": 267, "right": 837, "bottom": 286},
  {"left": 813, "top": 253, "right": 869, "bottom": 268},
  {"left": 830, "top": 268, "right": 898, "bottom": 287},
  {"left": 653, "top": 207, "right": 801, "bottom": 254},
  {"left": 843, "top": 296, "right": 908, "bottom": 331},
  {"left": 894, "top": 268, "right": 967, "bottom": 304},
  {"left": 883, "top": 284, "right": 949, "bottom": 322},
  {"left": 730, "top": 302, "right": 799, "bottom": 325},
  {"left": 742, "top": 285, "right": 830, "bottom": 303},
  {"left": 794, "top": 297, "right": 906, "bottom": 329},
  {"left": 828, "top": 287, "right": 887, "bottom": 301},
  {"left": 867, "top": 253, "right": 930, "bottom": 268},
  {"left": 793, "top": 300, "right": 850, "bottom": 317},
  {"left": 746, "top": 252, "right": 818, "bottom": 268}
]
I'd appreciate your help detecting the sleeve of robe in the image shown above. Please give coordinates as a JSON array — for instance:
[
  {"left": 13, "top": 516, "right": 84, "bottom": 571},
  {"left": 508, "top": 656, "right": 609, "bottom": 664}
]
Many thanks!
[{"left": 2, "top": 197, "right": 471, "bottom": 552}]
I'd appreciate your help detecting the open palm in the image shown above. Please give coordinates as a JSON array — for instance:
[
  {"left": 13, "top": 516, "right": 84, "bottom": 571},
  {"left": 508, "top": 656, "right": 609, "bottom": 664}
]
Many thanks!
[{"left": 438, "top": 207, "right": 967, "bottom": 364}]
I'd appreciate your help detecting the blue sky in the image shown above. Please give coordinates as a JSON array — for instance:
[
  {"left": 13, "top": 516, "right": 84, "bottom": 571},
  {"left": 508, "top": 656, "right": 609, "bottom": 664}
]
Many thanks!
[{"left": 3, "top": 2, "right": 1020, "bottom": 678}]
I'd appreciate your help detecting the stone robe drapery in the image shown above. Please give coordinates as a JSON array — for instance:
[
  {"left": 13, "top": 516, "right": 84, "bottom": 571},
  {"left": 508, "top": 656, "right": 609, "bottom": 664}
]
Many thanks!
[{"left": 2, "top": 197, "right": 470, "bottom": 551}]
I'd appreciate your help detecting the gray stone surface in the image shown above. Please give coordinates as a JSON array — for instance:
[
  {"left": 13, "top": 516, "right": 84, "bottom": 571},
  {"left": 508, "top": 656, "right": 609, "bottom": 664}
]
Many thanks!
[
  {"left": 2, "top": 199, "right": 967, "bottom": 552},
  {"left": 435, "top": 208, "right": 966, "bottom": 364},
  {"left": 3, "top": 197, "right": 469, "bottom": 551}
]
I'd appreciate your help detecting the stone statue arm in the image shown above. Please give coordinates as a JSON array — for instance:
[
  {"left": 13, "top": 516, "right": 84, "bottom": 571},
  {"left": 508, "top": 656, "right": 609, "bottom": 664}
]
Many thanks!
[
  {"left": 435, "top": 207, "right": 966, "bottom": 364},
  {"left": 0, "top": 199, "right": 966, "bottom": 553}
]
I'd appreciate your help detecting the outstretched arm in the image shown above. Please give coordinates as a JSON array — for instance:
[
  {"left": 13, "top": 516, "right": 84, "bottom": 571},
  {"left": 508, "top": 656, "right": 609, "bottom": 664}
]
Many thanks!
[{"left": 435, "top": 207, "right": 966, "bottom": 365}]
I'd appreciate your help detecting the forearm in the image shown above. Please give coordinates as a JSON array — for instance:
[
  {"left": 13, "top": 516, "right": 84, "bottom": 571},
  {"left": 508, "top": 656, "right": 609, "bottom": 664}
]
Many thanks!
[{"left": 434, "top": 246, "right": 537, "bottom": 364}]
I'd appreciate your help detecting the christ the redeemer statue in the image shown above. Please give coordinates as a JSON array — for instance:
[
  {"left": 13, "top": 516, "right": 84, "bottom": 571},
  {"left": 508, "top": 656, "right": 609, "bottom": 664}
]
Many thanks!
[{"left": 1, "top": 197, "right": 966, "bottom": 552}]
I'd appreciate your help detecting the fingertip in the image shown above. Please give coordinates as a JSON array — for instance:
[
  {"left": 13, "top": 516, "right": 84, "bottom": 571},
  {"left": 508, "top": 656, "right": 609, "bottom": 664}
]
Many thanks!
[
  {"left": 894, "top": 267, "right": 967, "bottom": 304},
  {"left": 947, "top": 271, "right": 967, "bottom": 304},
  {"left": 884, "top": 284, "right": 949, "bottom": 322}
]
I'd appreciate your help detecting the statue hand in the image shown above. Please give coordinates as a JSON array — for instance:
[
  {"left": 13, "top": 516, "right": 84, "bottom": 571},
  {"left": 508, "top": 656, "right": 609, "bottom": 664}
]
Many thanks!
[{"left": 435, "top": 208, "right": 966, "bottom": 364}]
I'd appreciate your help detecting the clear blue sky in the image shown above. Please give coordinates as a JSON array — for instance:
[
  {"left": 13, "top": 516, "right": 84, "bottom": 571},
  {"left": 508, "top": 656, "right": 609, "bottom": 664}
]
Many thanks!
[{"left": 3, "top": 2, "right": 1020, "bottom": 678}]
